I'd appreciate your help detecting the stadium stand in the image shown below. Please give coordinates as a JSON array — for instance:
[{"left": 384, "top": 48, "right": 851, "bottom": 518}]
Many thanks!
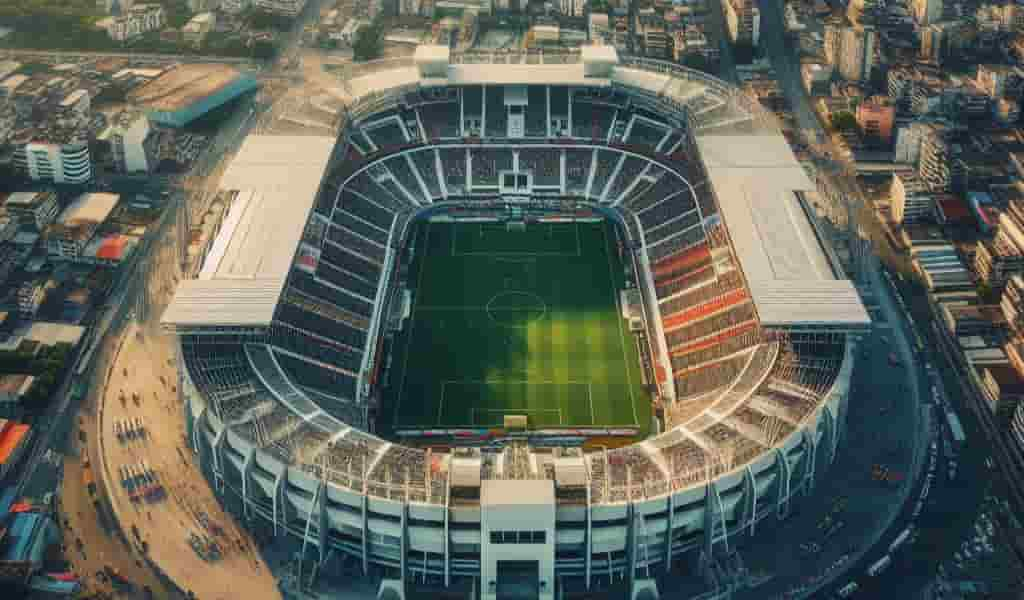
[
  {"left": 471, "top": 148, "right": 513, "bottom": 188},
  {"left": 410, "top": 149, "right": 443, "bottom": 199},
  {"left": 605, "top": 156, "right": 647, "bottom": 204},
  {"left": 440, "top": 148, "right": 467, "bottom": 194},
  {"left": 485, "top": 86, "right": 506, "bottom": 138},
  {"left": 386, "top": 155, "right": 428, "bottom": 205},
  {"left": 526, "top": 86, "right": 547, "bottom": 137},
  {"left": 417, "top": 102, "right": 461, "bottom": 139},
  {"left": 589, "top": 150, "right": 619, "bottom": 200},
  {"left": 565, "top": 149, "right": 592, "bottom": 194},
  {"left": 518, "top": 148, "right": 561, "bottom": 187}
]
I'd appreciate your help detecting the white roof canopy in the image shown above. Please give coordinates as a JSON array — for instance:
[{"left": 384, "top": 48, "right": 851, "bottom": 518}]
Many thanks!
[
  {"left": 163, "top": 135, "right": 335, "bottom": 329},
  {"left": 696, "top": 134, "right": 870, "bottom": 328}
]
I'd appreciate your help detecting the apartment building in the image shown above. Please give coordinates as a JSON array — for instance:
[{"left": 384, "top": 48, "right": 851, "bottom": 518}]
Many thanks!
[
  {"left": 856, "top": 96, "right": 895, "bottom": 144},
  {"left": 912, "top": 0, "right": 943, "bottom": 26},
  {"left": 98, "top": 3, "right": 166, "bottom": 42},
  {"left": 722, "top": 0, "right": 759, "bottom": 46},
  {"left": 253, "top": 0, "right": 307, "bottom": 17},
  {"left": 975, "top": 199, "right": 1024, "bottom": 290},
  {"left": 837, "top": 25, "right": 876, "bottom": 82},
  {"left": 919, "top": 124, "right": 953, "bottom": 191},
  {"left": 45, "top": 193, "right": 120, "bottom": 261},
  {"left": 891, "top": 170, "right": 934, "bottom": 224},
  {"left": 2, "top": 191, "right": 59, "bottom": 231},
  {"left": 222, "top": 0, "right": 252, "bottom": 14},
  {"left": 13, "top": 136, "right": 92, "bottom": 185},
  {"left": 99, "top": 110, "right": 156, "bottom": 174}
]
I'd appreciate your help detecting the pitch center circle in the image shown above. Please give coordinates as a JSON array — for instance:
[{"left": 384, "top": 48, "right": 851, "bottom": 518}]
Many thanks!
[{"left": 486, "top": 291, "right": 547, "bottom": 328}]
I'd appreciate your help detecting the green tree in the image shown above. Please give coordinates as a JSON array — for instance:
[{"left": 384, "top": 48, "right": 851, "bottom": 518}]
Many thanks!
[
  {"left": 353, "top": 22, "right": 384, "bottom": 62},
  {"left": 682, "top": 53, "right": 708, "bottom": 73},
  {"left": 830, "top": 111, "right": 858, "bottom": 132}
]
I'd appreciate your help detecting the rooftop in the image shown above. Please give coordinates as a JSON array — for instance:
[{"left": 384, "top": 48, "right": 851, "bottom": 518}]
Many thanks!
[
  {"left": 163, "top": 135, "right": 336, "bottom": 329},
  {"left": 3, "top": 191, "right": 53, "bottom": 209},
  {"left": 55, "top": 193, "right": 119, "bottom": 228},
  {"left": 481, "top": 478, "right": 555, "bottom": 507},
  {"left": 127, "top": 64, "right": 252, "bottom": 113},
  {"left": 695, "top": 134, "right": 870, "bottom": 328}
]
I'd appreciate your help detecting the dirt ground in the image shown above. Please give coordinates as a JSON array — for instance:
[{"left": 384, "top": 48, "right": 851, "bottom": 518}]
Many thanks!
[
  {"left": 58, "top": 442, "right": 178, "bottom": 599},
  {"left": 93, "top": 322, "right": 281, "bottom": 600}
]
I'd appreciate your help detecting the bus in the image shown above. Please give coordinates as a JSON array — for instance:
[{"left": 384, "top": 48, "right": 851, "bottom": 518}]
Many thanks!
[
  {"left": 889, "top": 528, "right": 912, "bottom": 553},
  {"left": 837, "top": 581, "right": 859, "bottom": 598},
  {"left": 867, "top": 555, "right": 892, "bottom": 576}
]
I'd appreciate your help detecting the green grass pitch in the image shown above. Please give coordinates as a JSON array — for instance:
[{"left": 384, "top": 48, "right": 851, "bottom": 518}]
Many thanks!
[{"left": 382, "top": 220, "right": 650, "bottom": 435}]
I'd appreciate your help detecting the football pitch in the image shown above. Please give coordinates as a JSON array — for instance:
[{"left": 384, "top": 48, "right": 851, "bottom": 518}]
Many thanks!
[{"left": 383, "top": 220, "right": 650, "bottom": 435}]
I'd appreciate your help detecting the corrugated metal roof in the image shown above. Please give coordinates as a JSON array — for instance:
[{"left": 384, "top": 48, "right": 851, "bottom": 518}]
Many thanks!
[
  {"left": 164, "top": 135, "right": 335, "bottom": 328},
  {"left": 162, "top": 279, "right": 284, "bottom": 327},
  {"left": 696, "top": 134, "right": 869, "bottom": 327}
]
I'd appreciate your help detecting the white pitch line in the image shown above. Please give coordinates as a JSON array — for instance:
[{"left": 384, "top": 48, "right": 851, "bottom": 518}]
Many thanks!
[{"left": 603, "top": 226, "right": 640, "bottom": 427}]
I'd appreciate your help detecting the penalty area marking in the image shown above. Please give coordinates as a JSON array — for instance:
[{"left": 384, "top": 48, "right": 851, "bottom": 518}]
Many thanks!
[
  {"left": 438, "top": 381, "right": 593, "bottom": 427},
  {"left": 450, "top": 222, "right": 583, "bottom": 257},
  {"left": 471, "top": 407, "right": 563, "bottom": 427}
]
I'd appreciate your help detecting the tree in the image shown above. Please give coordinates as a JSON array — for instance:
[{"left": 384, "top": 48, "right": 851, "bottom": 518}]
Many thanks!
[
  {"left": 682, "top": 53, "right": 708, "bottom": 73},
  {"left": 353, "top": 22, "right": 384, "bottom": 62},
  {"left": 830, "top": 111, "right": 858, "bottom": 132}
]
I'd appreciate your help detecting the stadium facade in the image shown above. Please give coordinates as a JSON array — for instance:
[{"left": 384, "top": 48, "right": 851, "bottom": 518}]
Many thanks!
[{"left": 163, "top": 46, "right": 871, "bottom": 599}]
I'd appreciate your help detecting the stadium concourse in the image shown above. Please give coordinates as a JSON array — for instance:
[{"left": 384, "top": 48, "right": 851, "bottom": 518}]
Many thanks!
[{"left": 160, "top": 45, "right": 871, "bottom": 600}]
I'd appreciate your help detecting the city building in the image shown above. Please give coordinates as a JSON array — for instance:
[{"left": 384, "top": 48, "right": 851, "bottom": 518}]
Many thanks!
[
  {"left": 0, "top": 215, "right": 15, "bottom": 246},
  {"left": 1001, "top": 274, "right": 1024, "bottom": 333},
  {"left": 188, "top": 0, "right": 222, "bottom": 11},
  {"left": 13, "top": 136, "right": 92, "bottom": 185},
  {"left": 0, "top": 420, "right": 33, "bottom": 480},
  {"left": 183, "top": 12, "right": 216, "bottom": 46},
  {"left": 975, "top": 199, "right": 1024, "bottom": 289},
  {"left": 919, "top": 124, "right": 953, "bottom": 191},
  {"left": 2, "top": 191, "right": 59, "bottom": 231},
  {"left": 559, "top": 0, "right": 585, "bottom": 17},
  {"left": 0, "top": 375, "right": 34, "bottom": 419},
  {"left": 722, "top": 0, "right": 760, "bottom": 46},
  {"left": 97, "top": 3, "right": 166, "bottom": 42},
  {"left": 101, "top": 0, "right": 134, "bottom": 14},
  {"left": 891, "top": 170, "right": 933, "bottom": 224},
  {"left": 128, "top": 64, "right": 259, "bottom": 128},
  {"left": 0, "top": 244, "right": 21, "bottom": 289},
  {"left": 221, "top": 0, "right": 251, "bottom": 14},
  {"left": 45, "top": 193, "right": 120, "bottom": 261},
  {"left": 16, "top": 278, "right": 54, "bottom": 318},
  {"left": 56, "top": 89, "right": 90, "bottom": 125},
  {"left": 837, "top": 24, "right": 876, "bottom": 83},
  {"left": 976, "top": 64, "right": 1022, "bottom": 99},
  {"left": 98, "top": 110, "right": 156, "bottom": 174},
  {"left": 996, "top": 98, "right": 1021, "bottom": 125},
  {"left": 856, "top": 96, "right": 895, "bottom": 144},
  {"left": 911, "top": 0, "right": 943, "bottom": 26},
  {"left": 253, "top": 0, "right": 307, "bottom": 17},
  {"left": 920, "top": 22, "right": 956, "bottom": 63},
  {"left": 980, "top": 365, "right": 1024, "bottom": 426},
  {"left": 824, "top": 18, "right": 843, "bottom": 65}
]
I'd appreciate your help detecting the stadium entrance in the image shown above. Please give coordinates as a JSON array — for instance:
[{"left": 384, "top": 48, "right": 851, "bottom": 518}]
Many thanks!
[{"left": 496, "top": 561, "right": 540, "bottom": 600}]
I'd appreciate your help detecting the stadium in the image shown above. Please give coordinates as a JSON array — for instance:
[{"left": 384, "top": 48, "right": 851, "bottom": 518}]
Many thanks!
[{"left": 162, "top": 45, "right": 871, "bottom": 600}]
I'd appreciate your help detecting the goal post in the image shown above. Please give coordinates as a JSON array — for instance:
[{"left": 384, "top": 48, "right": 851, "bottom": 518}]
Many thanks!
[{"left": 504, "top": 414, "right": 528, "bottom": 430}]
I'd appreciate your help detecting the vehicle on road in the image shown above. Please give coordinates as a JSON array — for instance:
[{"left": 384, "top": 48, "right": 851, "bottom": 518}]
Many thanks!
[
  {"left": 867, "top": 554, "right": 892, "bottom": 576},
  {"left": 837, "top": 581, "right": 859, "bottom": 598},
  {"left": 889, "top": 528, "right": 912, "bottom": 553}
]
